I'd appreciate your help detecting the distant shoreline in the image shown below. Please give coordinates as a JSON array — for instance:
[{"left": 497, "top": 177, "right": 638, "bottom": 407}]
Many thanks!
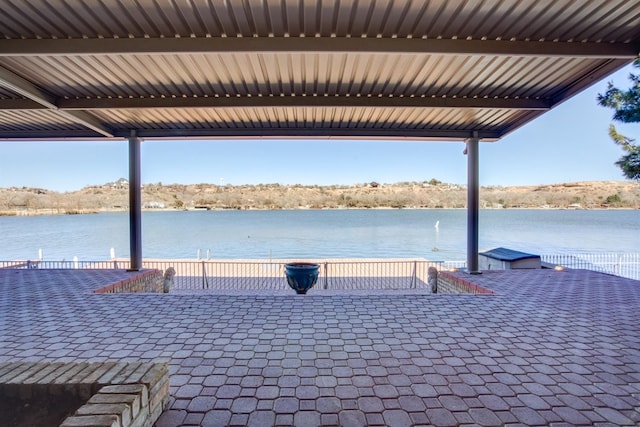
[
  {"left": 1, "top": 180, "right": 639, "bottom": 215},
  {"left": 1, "top": 205, "right": 638, "bottom": 218}
]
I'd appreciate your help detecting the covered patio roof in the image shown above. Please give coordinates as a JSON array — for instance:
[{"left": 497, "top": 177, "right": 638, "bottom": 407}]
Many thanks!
[
  {"left": 0, "top": 0, "right": 638, "bottom": 141},
  {"left": 0, "top": 1, "right": 639, "bottom": 271}
]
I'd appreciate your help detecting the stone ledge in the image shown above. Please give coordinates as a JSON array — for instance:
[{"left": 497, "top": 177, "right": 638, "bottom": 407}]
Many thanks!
[
  {"left": 93, "top": 270, "right": 164, "bottom": 294},
  {"left": 0, "top": 362, "right": 169, "bottom": 427},
  {"left": 437, "top": 271, "right": 495, "bottom": 294}
]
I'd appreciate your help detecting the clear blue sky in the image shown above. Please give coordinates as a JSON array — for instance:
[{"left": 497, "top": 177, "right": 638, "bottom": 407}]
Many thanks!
[{"left": 0, "top": 64, "right": 636, "bottom": 192}]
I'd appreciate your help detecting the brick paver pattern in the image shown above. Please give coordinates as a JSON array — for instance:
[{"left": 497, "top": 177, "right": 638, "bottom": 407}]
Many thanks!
[{"left": 1, "top": 268, "right": 639, "bottom": 426}]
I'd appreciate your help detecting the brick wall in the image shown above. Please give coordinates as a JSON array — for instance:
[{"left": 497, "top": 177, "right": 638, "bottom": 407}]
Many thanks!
[
  {"left": 437, "top": 271, "right": 495, "bottom": 295},
  {"left": 0, "top": 362, "right": 169, "bottom": 427},
  {"left": 93, "top": 269, "right": 164, "bottom": 294}
]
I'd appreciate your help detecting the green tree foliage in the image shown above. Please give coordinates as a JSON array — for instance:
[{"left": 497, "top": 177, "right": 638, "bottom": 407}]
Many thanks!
[
  {"left": 597, "top": 59, "right": 640, "bottom": 180},
  {"left": 605, "top": 193, "right": 622, "bottom": 205}
]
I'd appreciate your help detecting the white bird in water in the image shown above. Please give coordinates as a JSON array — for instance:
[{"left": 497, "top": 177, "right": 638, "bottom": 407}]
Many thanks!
[{"left": 434, "top": 220, "right": 440, "bottom": 230}]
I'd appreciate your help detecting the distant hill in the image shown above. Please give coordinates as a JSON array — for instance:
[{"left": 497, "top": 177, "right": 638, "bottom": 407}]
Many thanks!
[{"left": 1, "top": 180, "right": 638, "bottom": 216}]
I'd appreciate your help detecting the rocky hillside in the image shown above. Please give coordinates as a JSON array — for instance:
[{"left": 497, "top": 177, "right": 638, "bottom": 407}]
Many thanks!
[{"left": 1, "top": 180, "right": 638, "bottom": 215}]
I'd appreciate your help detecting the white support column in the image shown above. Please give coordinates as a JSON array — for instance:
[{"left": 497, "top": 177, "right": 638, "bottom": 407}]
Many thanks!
[
  {"left": 466, "top": 133, "right": 481, "bottom": 274},
  {"left": 128, "top": 131, "right": 142, "bottom": 271}
]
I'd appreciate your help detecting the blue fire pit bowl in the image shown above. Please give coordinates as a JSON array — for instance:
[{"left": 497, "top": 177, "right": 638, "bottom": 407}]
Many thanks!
[{"left": 284, "top": 263, "right": 319, "bottom": 295}]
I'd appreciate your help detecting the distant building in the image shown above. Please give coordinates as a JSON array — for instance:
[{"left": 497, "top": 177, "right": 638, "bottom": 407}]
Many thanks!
[
  {"left": 111, "top": 178, "right": 129, "bottom": 189},
  {"left": 144, "top": 201, "right": 166, "bottom": 209}
]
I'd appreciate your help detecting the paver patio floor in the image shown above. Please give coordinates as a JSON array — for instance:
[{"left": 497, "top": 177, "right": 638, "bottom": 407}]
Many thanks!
[{"left": 1, "top": 268, "right": 639, "bottom": 426}]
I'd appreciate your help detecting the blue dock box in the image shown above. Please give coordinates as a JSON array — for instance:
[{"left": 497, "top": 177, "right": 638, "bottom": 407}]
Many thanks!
[{"left": 479, "top": 247, "right": 541, "bottom": 270}]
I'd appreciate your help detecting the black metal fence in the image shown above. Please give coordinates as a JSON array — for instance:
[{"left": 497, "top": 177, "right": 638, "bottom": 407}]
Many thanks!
[
  {"left": 541, "top": 253, "right": 640, "bottom": 281},
  {"left": 0, "top": 259, "right": 442, "bottom": 291},
  {"left": 2, "top": 253, "right": 637, "bottom": 289}
]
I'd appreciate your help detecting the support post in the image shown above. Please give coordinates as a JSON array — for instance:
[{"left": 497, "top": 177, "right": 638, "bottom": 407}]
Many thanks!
[
  {"left": 466, "top": 133, "right": 481, "bottom": 274},
  {"left": 128, "top": 131, "right": 142, "bottom": 271}
]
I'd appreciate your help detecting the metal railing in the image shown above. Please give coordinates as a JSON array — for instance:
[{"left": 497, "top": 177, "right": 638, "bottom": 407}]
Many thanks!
[
  {"left": 541, "top": 253, "right": 640, "bottom": 281},
  {"left": 0, "top": 260, "right": 122, "bottom": 269},
  {"left": 155, "top": 259, "right": 440, "bottom": 291},
  {"left": 0, "top": 259, "right": 440, "bottom": 291},
  {"left": 2, "top": 253, "right": 637, "bottom": 288}
]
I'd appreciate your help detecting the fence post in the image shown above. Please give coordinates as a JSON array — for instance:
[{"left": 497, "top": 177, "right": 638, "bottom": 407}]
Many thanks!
[
  {"left": 617, "top": 253, "right": 621, "bottom": 277},
  {"left": 411, "top": 261, "right": 417, "bottom": 289},
  {"left": 202, "top": 260, "right": 207, "bottom": 289},
  {"left": 324, "top": 262, "right": 328, "bottom": 290}
]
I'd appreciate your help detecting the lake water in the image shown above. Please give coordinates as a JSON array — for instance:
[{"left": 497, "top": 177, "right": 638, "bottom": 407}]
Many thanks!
[{"left": 0, "top": 209, "right": 638, "bottom": 261}]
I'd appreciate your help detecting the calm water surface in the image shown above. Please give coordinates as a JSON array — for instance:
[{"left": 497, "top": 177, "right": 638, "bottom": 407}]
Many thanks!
[{"left": 0, "top": 209, "right": 638, "bottom": 261}]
